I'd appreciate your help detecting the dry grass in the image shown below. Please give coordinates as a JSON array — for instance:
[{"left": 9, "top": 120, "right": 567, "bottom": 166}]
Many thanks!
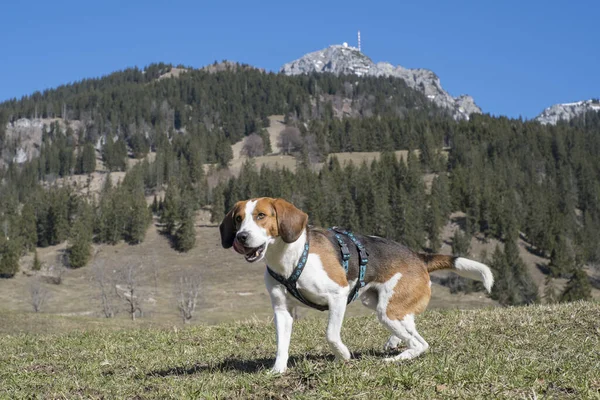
[
  {"left": 0, "top": 220, "right": 497, "bottom": 331},
  {"left": 1, "top": 302, "right": 598, "bottom": 398}
]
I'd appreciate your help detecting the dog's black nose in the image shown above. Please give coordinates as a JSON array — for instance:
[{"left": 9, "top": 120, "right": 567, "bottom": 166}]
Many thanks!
[{"left": 236, "top": 232, "right": 249, "bottom": 244}]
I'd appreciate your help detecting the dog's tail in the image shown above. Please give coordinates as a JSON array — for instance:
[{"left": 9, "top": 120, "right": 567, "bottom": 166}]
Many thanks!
[{"left": 419, "top": 254, "right": 494, "bottom": 293}]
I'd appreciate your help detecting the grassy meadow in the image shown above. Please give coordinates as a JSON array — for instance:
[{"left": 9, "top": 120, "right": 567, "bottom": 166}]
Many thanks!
[{"left": 1, "top": 302, "right": 599, "bottom": 399}]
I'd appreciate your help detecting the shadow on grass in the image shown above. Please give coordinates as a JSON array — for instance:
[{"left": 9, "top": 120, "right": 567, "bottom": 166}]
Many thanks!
[{"left": 146, "top": 349, "right": 391, "bottom": 376}]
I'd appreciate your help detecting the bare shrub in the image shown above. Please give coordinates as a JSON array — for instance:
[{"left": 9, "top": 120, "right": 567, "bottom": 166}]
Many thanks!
[
  {"left": 30, "top": 279, "right": 49, "bottom": 312},
  {"left": 176, "top": 272, "right": 202, "bottom": 324},
  {"left": 92, "top": 259, "right": 116, "bottom": 318},
  {"left": 241, "top": 133, "right": 264, "bottom": 158},
  {"left": 116, "top": 263, "right": 144, "bottom": 321},
  {"left": 278, "top": 127, "right": 303, "bottom": 155}
]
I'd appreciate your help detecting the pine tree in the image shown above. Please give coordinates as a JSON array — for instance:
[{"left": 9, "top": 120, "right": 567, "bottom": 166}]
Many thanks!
[
  {"left": 217, "top": 140, "right": 233, "bottom": 167},
  {"left": 130, "top": 133, "right": 149, "bottom": 159},
  {"left": 547, "top": 235, "right": 574, "bottom": 278},
  {"left": 122, "top": 167, "right": 151, "bottom": 244},
  {"left": 46, "top": 190, "right": 70, "bottom": 245},
  {"left": 161, "top": 181, "right": 181, "bottom": 235},
  {"left": 68, "top": 209, "right": 93, "bottom": 269},
  {"left": 76, "top": 142, "right": 96, "bottom": 174},
  {"left": 102, "top": 173, "right": 113, "bottom": 194},
  {"left": 125, "top": 187, "right": 151, "bottom": 244},
  {"left": 543, "top": 275, "right": 559, "bottom": 304},
  {"left": 431, "top": 173, "right": 451, "bottom": 219},
  {"left": 340, "top": 188, "right": 360, "bottom": 231},
  {"left": 0, "top": 239, "right": 19, "bottom": 278},
  {"left": 174, "top": 202, "right": 196, "bottom": 252},
  {"left": 102, "top": 134, "right": 115, "bottom": 171},
  {"left": 20, "top": 202, "right": 38, "bottom": 251},
  {"left": 151, "top": 194, "right": 159, "bottom": 214},
  {"left": 371, "top": 181, "right": 393, "bottom": 238},
  {"left": 426, "top": 193, "right": 443, "bottom": 252},
  {"left": 451, "top": 229, "right": 471, "bottom": 257},
  {"left": 490, "top": 245, "right": 513, "bottom": 305},
  {"left": 560, "top": 268, "right": 592, "bottom": 303},
  {"left": 259, "top": 128, "right": 272, "bottom": 154},
  {"left": 210, "top": 184, "right": 225, "bottom": 224},
  {"left": 32, "top": 250, "right": 42, "bottom": 271},
  {"left": 504, "top": 230, "right": 539, "bottom": 305},
  {"left": 419, "top": 127, "right": 442, "bottom": 172},
  {"left": 96, "top": 184, "right": 124, "bottom": 245}
]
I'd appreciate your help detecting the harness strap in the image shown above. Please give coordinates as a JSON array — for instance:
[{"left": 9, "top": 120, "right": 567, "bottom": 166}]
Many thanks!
[
  {"left": 332, "top": 233, "right": 351, "bottom": 272},
  {"left": 330, "top": 228, "right": 369, "bottom": 302},
  {"left": 267, "top": 268, "right": 329, "bottom": 311},
  {"left": 266, "top": 228, "right": 369, "bottom": 312},
  {"left": 266, "top": 235, "right": 329, "bottom": 312}
]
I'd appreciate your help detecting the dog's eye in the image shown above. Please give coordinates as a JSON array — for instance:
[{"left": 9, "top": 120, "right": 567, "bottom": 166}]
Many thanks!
[
  {"left": 235, "top": 215, "right": 242, "bottom": 223},
  {"left": 257, "top": 213, "right": 266, "bottom": 220}
]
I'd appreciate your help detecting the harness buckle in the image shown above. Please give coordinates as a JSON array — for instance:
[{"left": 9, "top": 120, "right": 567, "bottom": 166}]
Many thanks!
[
  {"left": 340, "top": 244, "right": 351, "bottom": 260},
  {"left": 359, "top": 248, "right": 369, "bottom": 264}
]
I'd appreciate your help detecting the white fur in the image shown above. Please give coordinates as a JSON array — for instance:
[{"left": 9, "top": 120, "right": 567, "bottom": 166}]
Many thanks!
[
  {"left": 264, "top": 233, "right": 352, "bottom": 373},
  {"left": 454, "top": 257, "right": 495, "bottom": 293},
  {"left": 264, "top": 269, "right": 294, "bottom": 374},
  {"left": 236, "top": 200, "right": 273, "bottom": 263},
  {"left": 383, "top": 335, "right": 402, "bottom": 351},
  {"left": 381, "top": 313, "right": 429, "bottom": 361},
  {"left": 374, "top": 273, "right": 402, "bottom": 317},
  {"left": 264, "top": 230, "right": 308, "bottom": 278}
]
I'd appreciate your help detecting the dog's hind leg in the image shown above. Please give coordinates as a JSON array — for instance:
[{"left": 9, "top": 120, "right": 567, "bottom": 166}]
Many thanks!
[
  {"left": 326, "top": 295, "right": 351, "bottom": 361},
  {"left": 359, "top": 289, "right": 402, "bottom": 351},
  {"left": 379, "top": 314, "right": 428, "bottom": 361},
  {"left": 383, "top": 335, "right": 403, "bottom": 351},
  {"left": 375, "top": 271, "right": 431, "bottom": 361}
]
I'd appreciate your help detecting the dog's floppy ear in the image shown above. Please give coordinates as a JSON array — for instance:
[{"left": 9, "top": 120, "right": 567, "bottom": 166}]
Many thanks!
[
  {"left": 219, "top": 204, "right": 239, "bottom": 248},
  {"left": 272, "top": 198, "right": 308, "bottom": 243}
]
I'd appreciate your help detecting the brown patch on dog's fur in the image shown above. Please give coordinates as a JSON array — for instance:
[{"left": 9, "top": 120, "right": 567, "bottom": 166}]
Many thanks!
[
  {"left": 386, "top": 268, "right": 432, "bottom": 320},
  {"left": 272, "top": 198, "right": 308, "bottom": 243},
  {"left": 419, "top": 254, "right": 456, "bottom": 273},
  {"left": 370, "top": 257, "right": 432, "bottom": 320},
  {"left": 254, "top": 198, "right": 279, "bottom": 238},
  {"left": 310, "top": 232, "right": 348, "bottom": 287}
]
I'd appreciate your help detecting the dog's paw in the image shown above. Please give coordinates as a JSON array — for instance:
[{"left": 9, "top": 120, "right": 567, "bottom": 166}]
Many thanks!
[
  {"left": 383, "top": 336, "right": 401, "bottom": 352},
  {"left": 334, "top": 349, "right": 352, "bottom": 361},
  {"left": 268, "top": 365, "right": 287, "bottom": 375}
]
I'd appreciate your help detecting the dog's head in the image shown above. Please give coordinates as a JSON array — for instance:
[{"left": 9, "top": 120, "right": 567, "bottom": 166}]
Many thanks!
[{"left": 219, "top": 198, "right": 308, "bottom": 263}]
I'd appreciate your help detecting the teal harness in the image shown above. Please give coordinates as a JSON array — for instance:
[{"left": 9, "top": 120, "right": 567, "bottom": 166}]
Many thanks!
[{"left": 266, "top": 228, "right": 368, "bottom": 311}]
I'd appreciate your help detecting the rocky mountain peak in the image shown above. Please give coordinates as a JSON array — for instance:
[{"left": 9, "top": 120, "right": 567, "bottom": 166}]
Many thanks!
[
  {"left": 280, "top": 44, "right": 482, "bottom": 120},
  {"left": 535, "top": 99, "right": 600, "bottom": 125}
]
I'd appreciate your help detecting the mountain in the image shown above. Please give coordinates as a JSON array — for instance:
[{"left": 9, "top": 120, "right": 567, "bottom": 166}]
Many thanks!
[
  {"left": 535, "top": 99, "right": 600, "bottom": 125},
  {"left": 281, "top": 44, "right": 481, "bottom": 120}
]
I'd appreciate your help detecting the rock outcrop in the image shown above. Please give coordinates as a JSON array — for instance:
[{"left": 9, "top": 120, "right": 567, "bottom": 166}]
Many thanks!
[
  {"left": 281, "top": 44, "right": 481, "bottom": 120},
  {"left": 535, "top": 99, "right": 600, "bottom": 125}
]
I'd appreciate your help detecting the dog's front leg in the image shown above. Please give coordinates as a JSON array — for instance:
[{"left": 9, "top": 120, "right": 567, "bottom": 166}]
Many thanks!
[
  {"left": 266, "top": 272, "right": 293, "bottom": 374},
  {"left": 327, "top": 295, "right": 351, "bottom": 361},
  {"left": 271, "top": 304, "right": 293, "bottom": 373}
]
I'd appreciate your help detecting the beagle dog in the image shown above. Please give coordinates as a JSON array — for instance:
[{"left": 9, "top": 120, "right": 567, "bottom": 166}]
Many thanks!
[{"left": 220, "top": 197, "right": 494, "bottom": 374}]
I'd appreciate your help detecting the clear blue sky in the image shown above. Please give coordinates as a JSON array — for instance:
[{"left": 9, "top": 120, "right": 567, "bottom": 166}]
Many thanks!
[{"left": 1, "top": 0, "right": 598, "bottom": 119}]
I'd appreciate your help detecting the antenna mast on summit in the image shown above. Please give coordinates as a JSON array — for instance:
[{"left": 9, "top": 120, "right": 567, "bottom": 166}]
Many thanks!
[{"left": 358, "top": 30, "right": 361, "bottom": 52}]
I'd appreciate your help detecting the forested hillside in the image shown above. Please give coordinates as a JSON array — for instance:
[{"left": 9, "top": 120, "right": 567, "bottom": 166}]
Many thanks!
[{"left": 0, "top": 62, "right": 598, "bottom": 307}]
